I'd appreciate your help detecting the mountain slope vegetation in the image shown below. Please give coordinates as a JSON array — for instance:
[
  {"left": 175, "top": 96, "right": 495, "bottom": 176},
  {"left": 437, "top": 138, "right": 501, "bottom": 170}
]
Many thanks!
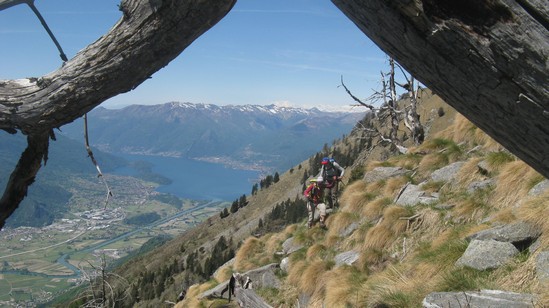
[{"left": 60, "top": 89, "right": 548, "bottom": 307}]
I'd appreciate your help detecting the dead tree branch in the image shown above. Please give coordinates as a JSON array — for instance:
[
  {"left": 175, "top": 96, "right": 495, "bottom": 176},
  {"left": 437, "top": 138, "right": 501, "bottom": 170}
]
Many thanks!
[
  {"left": 0, "top": 0, "right": 237, "bottom": 228},
  {"left": 84, "top": 114, "right": 113, "bottom": 208}
]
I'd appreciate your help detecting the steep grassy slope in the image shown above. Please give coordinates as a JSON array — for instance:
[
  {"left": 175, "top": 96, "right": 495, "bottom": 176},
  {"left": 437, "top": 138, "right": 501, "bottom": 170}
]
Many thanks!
[
  {"left": 60, "top": 89, "right": 547, "bottom": 307},
  {"left": 176, "top": 91, "right": 548, "bottom": 307}
]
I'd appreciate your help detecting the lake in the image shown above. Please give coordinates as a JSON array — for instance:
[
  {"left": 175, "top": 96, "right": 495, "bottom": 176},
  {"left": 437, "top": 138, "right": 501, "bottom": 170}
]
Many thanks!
[{"left": 112, "top": 154, "right": 261, "bottom": 201}]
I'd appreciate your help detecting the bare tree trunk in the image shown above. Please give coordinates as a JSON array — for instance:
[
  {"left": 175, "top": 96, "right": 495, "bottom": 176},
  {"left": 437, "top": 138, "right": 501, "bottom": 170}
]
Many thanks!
[
  {"left": 0, "top": 0, "right": 236, "bottom": 228},
  {"left": 388, "top": 58, "right": 400, "bottom": 143}
]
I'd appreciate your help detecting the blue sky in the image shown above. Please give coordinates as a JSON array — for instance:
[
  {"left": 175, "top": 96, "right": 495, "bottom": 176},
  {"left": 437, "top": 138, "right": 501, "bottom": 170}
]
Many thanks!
[{"left": 0, "top": 0, "right": 390, "bottom": 110}]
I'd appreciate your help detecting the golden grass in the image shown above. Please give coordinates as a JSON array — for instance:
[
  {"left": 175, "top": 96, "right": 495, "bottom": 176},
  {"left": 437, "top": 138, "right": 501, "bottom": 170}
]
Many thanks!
[
  {"left": 383, "top": 176, "right": 409, "bottom": 197},
  {"left": 212, "top": 265, "right": 233, "bottom": 283},
  {"left": 491, "top": 161, "right": 542, "bottom": 209},
  {"left": 341, "top": 182, "right": 378, "bottom": 215},
  {"left": 323, "top": 267, "right": 364, "bottom": 308},
  {"left": 436, "top": 114, "right": 503, "bottom": 151},
  {"left": 516, "top": 192, "right": 549, "bottom": 242},
  {"left": 456, "top": 157, "right": 486, "bottom": 188},
  {"left": 264, "top": 232, "right": 287, "bottom": 255},
  {"left": 361, "top": 197, "right": 391, "bottom": 221},
  {"left": 299, "top": 260, "right": 330, "bottom": 295},
  {"left": 307, "top": 243, "right": 327, "bottom": 261},
  {"left": 383, "top": 206, "right": 413, "bottom": 234},
  {"left": 417, "top": 153, "right": 448, "bottom": 178},
  {"left": 359, "top": 264, "right": 426, "bottom": 307},
  {"left": 357, "top": 247, "right": 385, "bottom": 272},
  {"left": 175, "top": 281, "right": 219, "bottom": 308},
  {"left": 362, "top": 225, "right": 394, "bottom": 251},
  {"left": 234, "top": 237, "right": 263, "bottom": 271},
  {"left": 366, "top": 160, "right": 395, "bottom": 171},
  {"left": 287, "top": 259, "right": 308, "bottom": 286},
  {"left": 366, "top": 180, "right": 385, "bottom": 195},
  {"left": 326, "top": 211, "right": 359, "bottom": 239}
]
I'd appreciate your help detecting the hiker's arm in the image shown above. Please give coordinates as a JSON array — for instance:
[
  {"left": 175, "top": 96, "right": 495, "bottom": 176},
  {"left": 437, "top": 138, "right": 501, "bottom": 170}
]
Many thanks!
[{"left": 335, "top": 162, "right": 345, "bottom": 178}]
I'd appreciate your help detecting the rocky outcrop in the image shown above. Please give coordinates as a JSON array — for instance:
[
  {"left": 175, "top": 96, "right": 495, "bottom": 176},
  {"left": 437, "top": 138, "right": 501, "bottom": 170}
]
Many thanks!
[
  {"left": 456, "top": 239, "right": 519, "bottom": 270},
  {"left": 332, "top": 0, "right": 549, "bottom": 180},
  {"left": 423, "top": 289, "right": 537, "bottom": 308}
]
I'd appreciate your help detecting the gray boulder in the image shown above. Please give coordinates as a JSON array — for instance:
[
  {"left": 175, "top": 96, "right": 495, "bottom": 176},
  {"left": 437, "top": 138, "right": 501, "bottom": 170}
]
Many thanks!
[
  {"left": 339, "top": 222, "right": 359, "bottom": 238},
  {"left": 528, "top": 179, "right": 549, "bottom": 196},
  {"left": 431, "top": 162, "right": 464, "bottom": 184},
  {"left": 334, "top": 250, "right": 360, "bottom": 267},
  {"left": 282, "top": 237, "right": 304, "bottom": 255},
  {"left": 423, "top": 289, "right": 537, "bottom": 308},
  {"left": 466, "top": 222, "right": 541, "bottom": 248},
  {"left": 395, "top": 183, "right": 439, "bottom": 206},
  {"left": 535, "top": 251, "right": 549, "bottom": 282},
  {"left": 467, "top": 179, "right": 495, "bottom": 194},
  {"left": 456, "top": 240, "right": 519, "bottom": 270},
  {"left": 243, "top": 263, "right": 280, "bottom": 289},
  {"left": 362, "top": 166, "right": 409, "bottom": 183}
]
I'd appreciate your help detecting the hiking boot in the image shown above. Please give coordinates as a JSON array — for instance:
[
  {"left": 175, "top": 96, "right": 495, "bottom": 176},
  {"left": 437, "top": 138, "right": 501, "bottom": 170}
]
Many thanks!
[
  {"left": 320, "top": 222, "right": 327, "bottom": 230},
  {"left": 307, "top": 222, "right": 312, "bottom": 229}
]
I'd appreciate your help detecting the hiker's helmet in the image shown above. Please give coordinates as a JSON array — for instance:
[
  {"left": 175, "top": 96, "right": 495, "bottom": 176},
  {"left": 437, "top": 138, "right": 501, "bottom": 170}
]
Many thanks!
[{"left": 321, "top": 157, "right": 330, "bottom": 165}]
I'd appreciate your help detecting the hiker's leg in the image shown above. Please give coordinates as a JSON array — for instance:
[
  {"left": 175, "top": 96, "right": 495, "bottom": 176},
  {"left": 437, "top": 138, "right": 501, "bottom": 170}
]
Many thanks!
[
  {"left": 307, "top": 201, "right": 315, "bottom": 228},
  {"left": 326, "top": 187, "right": 334, "bottom": 208},
  {"left": 318, "top": 203, "right": 327, "bottom": 228},
  {"left": 332, "top": 182, "right": 339, "bottom": 208}
]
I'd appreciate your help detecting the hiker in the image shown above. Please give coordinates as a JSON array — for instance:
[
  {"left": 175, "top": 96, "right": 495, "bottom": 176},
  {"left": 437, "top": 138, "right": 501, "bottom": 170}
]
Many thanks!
[
  {"left": 304, "top": 176, "right": 327, "bottom": 229},
  {"left": 318, "top": 157, "right": 345, "bottom": 209}
]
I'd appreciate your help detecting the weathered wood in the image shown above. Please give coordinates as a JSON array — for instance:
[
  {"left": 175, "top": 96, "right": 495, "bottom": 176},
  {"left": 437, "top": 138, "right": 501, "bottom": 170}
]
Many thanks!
[
  {"left": 0, "top": 0, "right": 236, "bottom": 135},
  {"left": 0, "top": 0, "right": 236, "bottom": 228},
  {"left": 332, "top": 0, "right": 549, "bottom": 178}
]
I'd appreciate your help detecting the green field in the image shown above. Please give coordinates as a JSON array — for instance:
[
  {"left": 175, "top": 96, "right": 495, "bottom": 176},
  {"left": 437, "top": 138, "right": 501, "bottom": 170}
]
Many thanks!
[{"left": 0, "top": 192, "right": 228, "bottom": 306}]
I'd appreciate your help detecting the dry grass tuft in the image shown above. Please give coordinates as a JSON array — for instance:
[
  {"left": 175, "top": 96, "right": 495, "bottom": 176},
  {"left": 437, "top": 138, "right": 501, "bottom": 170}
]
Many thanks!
[
  {"left": 323, "top": 267, "right": 364, "bottom": 308},
  {"left": 491, "top": 161, "right": 541, "bottom": 209},
  {"left": 284, "top": 224, "right": 298, "bottom": 235},
  {"left": 366, "top": 180, "right": 386, "bottom": 195},
  {"left": 341, "top": 183, "right": 377, "bottom": 215},
  {"left": 361, "top": 197, "right": 391, "bottom": 222},
  {"left": 307, "top": 243, "right": 327, "bottom": 261},
  {"left": 176, "top": 281, "right": 219, "bottom": 308},
  {"left": 417, "top": 153, "right": 448, "bottom": 178},
  {"left": 382, "top": 206, "right": 413, "bottom": 234},
  {"left": 264, "top": 232, "right": 286, "bottom": 255},
  {"left": 384, "top": 176, "right": 409, "bottom": 197},
  {"left": 234, "top": 237, "right": 263, "bottom": 271},
  {"left": 437, "top": 114, "right": 502, "bottom": 151},
  {"left": 327, "top": 211, "right": 359, "bottom": 238},
  {"left": 363, "top": 225, "right": 394, "bottom": 251},
  {"left": 212, "top": 265, "right": 233, "bottom": 283},
  {"left": 516, "top": 192, "right": 549, "bottom": 240},
  {"left": 287, "top": 259, "right": 308, "bottom": 286},
  {"left": 456, "top": 157, "right": 486, "bottom": 188},
  {"left": 366, "top": 160, "right": 394, "bottom": 171},
  {"left": 299, "top": 260, "right": 330, "bottom": 295},
  {"left": 357, "top": 247, "right": 385, "bottom": 272}
]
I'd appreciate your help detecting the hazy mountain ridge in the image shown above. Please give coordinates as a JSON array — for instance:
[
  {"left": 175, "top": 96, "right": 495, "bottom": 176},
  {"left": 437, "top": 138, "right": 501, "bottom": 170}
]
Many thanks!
[
  {"left": 60, "top": 102, "right": 364, "bottom": 172},
  {"left": 0, "top": 132, "right": 127, "bottom": 228}
]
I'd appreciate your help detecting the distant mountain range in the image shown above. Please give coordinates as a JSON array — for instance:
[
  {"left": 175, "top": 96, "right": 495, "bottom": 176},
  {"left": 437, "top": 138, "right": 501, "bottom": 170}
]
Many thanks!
[{"left": 60, "top": 103, "right": 365, "bottom": 172}]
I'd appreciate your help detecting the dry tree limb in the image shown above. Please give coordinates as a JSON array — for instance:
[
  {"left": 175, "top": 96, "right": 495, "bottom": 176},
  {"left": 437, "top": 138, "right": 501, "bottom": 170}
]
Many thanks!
[
  {"left": 339, "top": 75, "right": 376, "bottom": 110},
  {"left": 0, "top": 0, "right": 237, "bottom": 229},
  {"left": 0, "top": 132, "right": 50, "bottom": 229},
  {"left": 84, "top": 114, "right": 113, "bottom": 208}
]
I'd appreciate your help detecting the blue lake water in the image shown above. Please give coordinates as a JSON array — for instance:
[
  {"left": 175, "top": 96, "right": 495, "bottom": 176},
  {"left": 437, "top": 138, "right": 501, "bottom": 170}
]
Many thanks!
[{"left": 112, "top": 154, "right": 261, "bottom": 201}]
